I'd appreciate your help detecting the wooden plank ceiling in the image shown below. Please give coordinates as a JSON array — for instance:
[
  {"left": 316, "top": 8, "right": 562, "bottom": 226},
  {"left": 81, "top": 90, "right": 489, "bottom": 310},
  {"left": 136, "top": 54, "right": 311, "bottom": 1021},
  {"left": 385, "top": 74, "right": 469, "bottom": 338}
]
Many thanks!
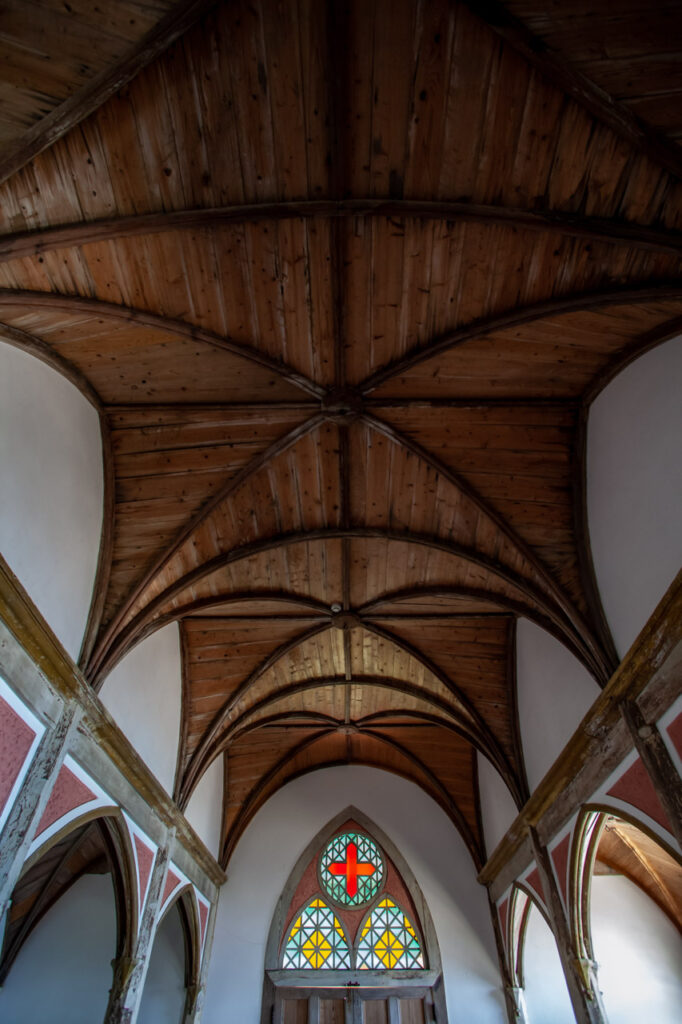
[{"left": 0, "top": 0, "right": 681, "bottom": 871}]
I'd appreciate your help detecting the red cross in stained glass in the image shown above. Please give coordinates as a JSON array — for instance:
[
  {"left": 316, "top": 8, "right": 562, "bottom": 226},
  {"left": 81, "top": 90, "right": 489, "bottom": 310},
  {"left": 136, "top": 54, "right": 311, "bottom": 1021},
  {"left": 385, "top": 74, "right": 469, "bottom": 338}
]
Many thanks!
[{"left": 328, "top": 841, "right": 376, "bottom": 898}]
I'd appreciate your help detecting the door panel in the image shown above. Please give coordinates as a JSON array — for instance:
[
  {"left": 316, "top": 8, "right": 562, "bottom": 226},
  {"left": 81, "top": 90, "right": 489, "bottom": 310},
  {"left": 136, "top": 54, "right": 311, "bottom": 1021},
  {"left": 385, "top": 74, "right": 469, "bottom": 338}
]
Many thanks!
[
  {"left": 282, "top": 997, "right": 308, "bottom": 1024},
  {"left": 362, "top": 999, "right": 389, "bottom": 1024},
  {"left": 399, "top": 999, "right": 426, "bottom": 1023},
  {"left": 320, "top": 998, "right": 346, "bottom": 1024}
]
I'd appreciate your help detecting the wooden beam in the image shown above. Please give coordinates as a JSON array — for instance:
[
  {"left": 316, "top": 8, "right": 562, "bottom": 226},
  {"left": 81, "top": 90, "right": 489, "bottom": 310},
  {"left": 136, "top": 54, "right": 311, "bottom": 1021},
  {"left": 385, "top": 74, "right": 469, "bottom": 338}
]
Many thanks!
[
  {"left": 0, "top": 553, "right": 225, "bottom": 888},
  {"left": 584, "top": 315, "right": 682, "bottom": 407},
  {"left": 2, "top": 201, "right": 682, "bottom": 262},
  {"left": 478, "top": 569, "right": 682, "bottom": 892},
  {"left": 0, "top": 291, "right": 325, "bottom": 400},
  {"left": 460, "top": 0, "right": 682, "bottom": 182},
  {"left": 94, "top": 526, "right": 586, "bottom": 688},
  {"left": 88, "top": 413, "right": 327, "bottom": 678},
  {"left": 359, "top": 284, "right": 682, "bottom": 394},
  {"left": 362, "top": 411, "right": 612, "bottom": 683},
  {"left": 0, "top": 0, "right": 222, "bottom": 187}
]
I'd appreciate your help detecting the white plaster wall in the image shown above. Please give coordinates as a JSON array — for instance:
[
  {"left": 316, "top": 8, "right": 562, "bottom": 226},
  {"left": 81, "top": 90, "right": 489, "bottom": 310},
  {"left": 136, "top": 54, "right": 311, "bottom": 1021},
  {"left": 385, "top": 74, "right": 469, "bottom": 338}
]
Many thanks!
[
  {"left": 587, "top": 337, "right": 682, "bottom": 657},
  {"left": 0, "top": 343, "right": 103, "bottom": 660},
  {"left": 591, "top": 873, "right": 682, "bottom": 1024},
  {"left": 99, "top": 623, "right": 182, "bottom": 795},
  {"left": 522, "top": 902, "right": 573, "bottom": 1024},
  {"left": 477, "top": 752, "right": 519, "bottom": 856},
  {"left": 0, "top": 873, "right": 116, "bottom": 1023},
  {"left": 138, "top": 901, "right": 186, "bottom": 1024},
  {"left": 516, "top": 619, "right": 600, "bottom": 792},
  {"left": 203, "top": 766, "right": 506, "bottom": 1024},
  {"left": 184, "top": 753, "right": 224, "bottom": 859}
]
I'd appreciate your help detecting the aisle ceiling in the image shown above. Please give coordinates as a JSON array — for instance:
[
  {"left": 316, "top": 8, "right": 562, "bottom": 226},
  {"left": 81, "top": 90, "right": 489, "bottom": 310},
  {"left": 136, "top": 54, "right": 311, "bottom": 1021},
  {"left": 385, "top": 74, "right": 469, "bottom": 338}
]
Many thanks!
[{"left": 1, "top": 0, "right": 681, "bottom": 869}]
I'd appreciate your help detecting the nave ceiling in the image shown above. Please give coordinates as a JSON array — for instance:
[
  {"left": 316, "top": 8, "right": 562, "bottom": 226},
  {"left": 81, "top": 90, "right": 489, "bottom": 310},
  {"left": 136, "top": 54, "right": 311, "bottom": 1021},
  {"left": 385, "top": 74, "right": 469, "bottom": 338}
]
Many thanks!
[{"left": 1, "top": 0, "right": 681, "bottom": 870}]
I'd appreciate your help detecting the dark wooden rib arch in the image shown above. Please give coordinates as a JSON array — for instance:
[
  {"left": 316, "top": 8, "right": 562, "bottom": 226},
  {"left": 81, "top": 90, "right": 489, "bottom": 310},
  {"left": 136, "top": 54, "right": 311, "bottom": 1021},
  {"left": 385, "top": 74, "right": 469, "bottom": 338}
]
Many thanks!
[
  {"left": 0, "top": 291, "right": 325, "bottom": 400},
  {"left": 93, "top": 527, "right": 601, "bottom": 686},
  {"left": 361, "top": 411, "right": 608, "bottom": 674},
  {"left": 220, "top": 726, "right": 484, "bottom": 868},
  {"left": 88, "top": 412, "right": 327, "bottom": 672},
  {"left": 1, "top": 199, "right": 682, "bottom": 264},
  {"left": 213, "top": 677, "right": 520, "bottom": 804},
  {"left": 359, "top": 284, "right": 682, "bottom": 394},
  {"left": 180, "top": 616, "right": 517, "bottom": 805}
]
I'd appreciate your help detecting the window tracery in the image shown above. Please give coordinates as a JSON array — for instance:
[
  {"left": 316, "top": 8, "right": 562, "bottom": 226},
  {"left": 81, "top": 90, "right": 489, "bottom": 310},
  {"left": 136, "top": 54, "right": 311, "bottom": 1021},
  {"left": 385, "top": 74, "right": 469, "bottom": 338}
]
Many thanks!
[{"left": 279, "top": 827, "right": 425, "bottom": 971}]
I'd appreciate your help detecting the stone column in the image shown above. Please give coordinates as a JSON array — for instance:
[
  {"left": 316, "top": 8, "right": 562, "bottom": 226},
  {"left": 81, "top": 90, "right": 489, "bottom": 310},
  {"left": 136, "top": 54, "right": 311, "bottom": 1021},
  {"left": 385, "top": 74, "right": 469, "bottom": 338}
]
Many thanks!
[
  {"left": 104, "top": 833, "right": 173, "bottom": 1024},
  {"left": 620, "top": 700, "right": 682, "bottom": 848},
  {"left": 0, "top": 702, "right": 81, "bottom": 945},
  {"left": 528, "top": 828, "right": 608, "bottom": 1024}
]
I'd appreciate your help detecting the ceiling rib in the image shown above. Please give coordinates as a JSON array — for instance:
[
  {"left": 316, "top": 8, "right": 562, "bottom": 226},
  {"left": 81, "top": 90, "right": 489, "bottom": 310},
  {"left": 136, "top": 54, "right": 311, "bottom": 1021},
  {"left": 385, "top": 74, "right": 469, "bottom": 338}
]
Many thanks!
[
  {"left": 87, "top": 412, "right": 327, "bottom": 677},
  {"left": 361, "top": 411, "right": 610, "bottom": 678},
  {"left": 1, "top": 200, "right": 681, "bottom": 262},
  {"left": 359, "top": 284, "right": 682, "bottom": 394},
  {"left": 0, "top": 0, "right": 223, "bottom": 187},
  {"left": 459, "top": 0, "right": 682, "bottom": 181},
  {"left": 181, "top": 616, "right": 521, "bottom": 807},
  {"left": 95, "top": 526, "right": 596, "bottom": 687},
  {"left": 0, "top": 291, "right": 325, "bottom": 400}
]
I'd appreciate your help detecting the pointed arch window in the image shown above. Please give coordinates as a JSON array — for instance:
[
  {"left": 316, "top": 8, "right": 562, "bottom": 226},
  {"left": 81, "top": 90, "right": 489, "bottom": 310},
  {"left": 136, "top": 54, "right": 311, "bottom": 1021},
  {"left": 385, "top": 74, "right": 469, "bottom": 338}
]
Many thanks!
[
  {"left": 282, "top": 898, "right": 351, "bottom": 969},
  {"left": 356, "top": 897, "right": 424, "bottom": 969},
  {"left": 264, "top": 810, "right": 447, "bottom": 1022}
]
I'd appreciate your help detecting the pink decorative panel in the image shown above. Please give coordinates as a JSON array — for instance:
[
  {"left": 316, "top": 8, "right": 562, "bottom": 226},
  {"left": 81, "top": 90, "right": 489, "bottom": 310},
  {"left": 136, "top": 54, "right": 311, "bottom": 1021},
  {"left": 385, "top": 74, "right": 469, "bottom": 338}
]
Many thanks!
[
  {"left": 0, "top": 695, "right": 36, "bottom": 817},
  {"left": 666, "top": 712, "right": 682, "bottom": 759},
  {"left": 162, "top": 867, "right": 181, "bottom": 907},
  {"left": 34, "top": 764, "right": 96, "bottom": 837},
  {"left": 551, "top": 833, "right": 571, "bottom": 906},
  {"left": 134, "top": 834, "right": 155, "bottom": 911},
  {"left": 607, "top": 757, "right": 670, "bottom": 832},
  {"left": 525, "top": 866, "right": 545, "bottom": 904}
]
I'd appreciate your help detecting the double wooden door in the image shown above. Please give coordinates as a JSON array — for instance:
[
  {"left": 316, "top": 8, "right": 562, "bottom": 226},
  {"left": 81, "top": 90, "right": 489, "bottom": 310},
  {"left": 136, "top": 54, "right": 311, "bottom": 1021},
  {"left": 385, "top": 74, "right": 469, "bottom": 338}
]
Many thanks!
[{"left": 278, "top": 988, "right": 434, "bottom": 1024}]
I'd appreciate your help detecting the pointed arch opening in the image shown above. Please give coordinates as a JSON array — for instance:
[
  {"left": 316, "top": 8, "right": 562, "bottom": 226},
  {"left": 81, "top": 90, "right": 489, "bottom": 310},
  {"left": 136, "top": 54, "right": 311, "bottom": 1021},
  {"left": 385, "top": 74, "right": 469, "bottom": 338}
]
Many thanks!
[{"left": 261, "top": 807, "right": 448, "bottom": 1022}]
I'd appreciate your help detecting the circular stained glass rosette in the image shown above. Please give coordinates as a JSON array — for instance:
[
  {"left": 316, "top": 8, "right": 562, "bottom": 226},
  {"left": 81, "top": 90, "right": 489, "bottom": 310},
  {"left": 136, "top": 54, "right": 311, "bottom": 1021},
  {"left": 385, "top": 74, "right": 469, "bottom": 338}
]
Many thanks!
[{"left": 318, "top": 831, "right": 385, "bottom": 907}]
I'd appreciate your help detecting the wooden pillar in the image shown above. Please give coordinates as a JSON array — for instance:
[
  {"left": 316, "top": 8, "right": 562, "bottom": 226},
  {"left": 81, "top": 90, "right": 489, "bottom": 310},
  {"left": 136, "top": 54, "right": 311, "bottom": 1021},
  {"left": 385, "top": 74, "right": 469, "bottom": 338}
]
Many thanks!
[
  {"left": 182, "top": 896, "right": 219, "bottom": 1024},
  {"left": 486, "top": 893, "right": 529, "bottom": 1024},
  {"left": 0, "top": 702, "right": 81, "bottom": 945},
  {"left": 620, "top": 701, "right": 682, "bottom": 848},
  {"left": 104, "top": 833, "right": 173, "bottom": 1024},
  {"left": 528, "top": 828, "right": 607, "bottom": 1024}
]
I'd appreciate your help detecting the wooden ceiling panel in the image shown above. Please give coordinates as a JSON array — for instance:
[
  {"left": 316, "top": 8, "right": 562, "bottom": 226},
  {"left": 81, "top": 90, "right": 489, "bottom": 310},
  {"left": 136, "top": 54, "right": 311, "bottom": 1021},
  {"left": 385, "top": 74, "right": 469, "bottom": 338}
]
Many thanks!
[
  {"left": 1, "top": 0, "right": 680, "bottom": 868},
  {"left": 369, "top": 617, "right": 518, "bottom": 771},
  {"left": 102, "top": 405, "right": 313, "bottom": 628},
  {"left": 504, "top": 1, "right": 682, "bottom": 145},
  {"left": 0, "top": 0, "right": 177, "bottom": 148},
  {"left": 180, "top": 617, "right": 322, "bottom": 765},
  {"left": 371, "top": 402, "right": 584, "bottom": 609},
  {"left": 0, "top": 305, "right": 308, "bottom": 404},
  {"left": 112, "top": 421, "right": 342, "bottom": 638},
  {"left": 369, "top": 298, "right": 682, "bottom": 400},
  {"left": 596, "top": 814, "right": 682, "bottom": 933},
  {"left": 344, "top": 219, "right": 682, "bottom": 386}
]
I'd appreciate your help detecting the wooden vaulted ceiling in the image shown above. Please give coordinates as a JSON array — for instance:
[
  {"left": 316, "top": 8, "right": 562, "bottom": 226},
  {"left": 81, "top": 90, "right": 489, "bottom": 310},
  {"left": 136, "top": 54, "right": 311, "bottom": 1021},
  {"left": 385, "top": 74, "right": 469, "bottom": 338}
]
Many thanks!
[{"left": 1, "top": 0, "right": 681, "bottom": 871}]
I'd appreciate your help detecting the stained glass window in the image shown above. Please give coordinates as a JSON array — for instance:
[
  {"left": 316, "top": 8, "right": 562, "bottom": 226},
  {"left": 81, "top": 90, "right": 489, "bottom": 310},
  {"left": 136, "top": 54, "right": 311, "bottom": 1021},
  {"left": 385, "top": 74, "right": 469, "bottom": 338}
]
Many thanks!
[
  {"left": 319, "top": 831, "right": 385, "bottom": 907},
  {"left": 356, "top": 898, "right": 424, "bottom": 969},
  {"left": 282, "top": 898, "right": 351, "bottom": 969}
]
